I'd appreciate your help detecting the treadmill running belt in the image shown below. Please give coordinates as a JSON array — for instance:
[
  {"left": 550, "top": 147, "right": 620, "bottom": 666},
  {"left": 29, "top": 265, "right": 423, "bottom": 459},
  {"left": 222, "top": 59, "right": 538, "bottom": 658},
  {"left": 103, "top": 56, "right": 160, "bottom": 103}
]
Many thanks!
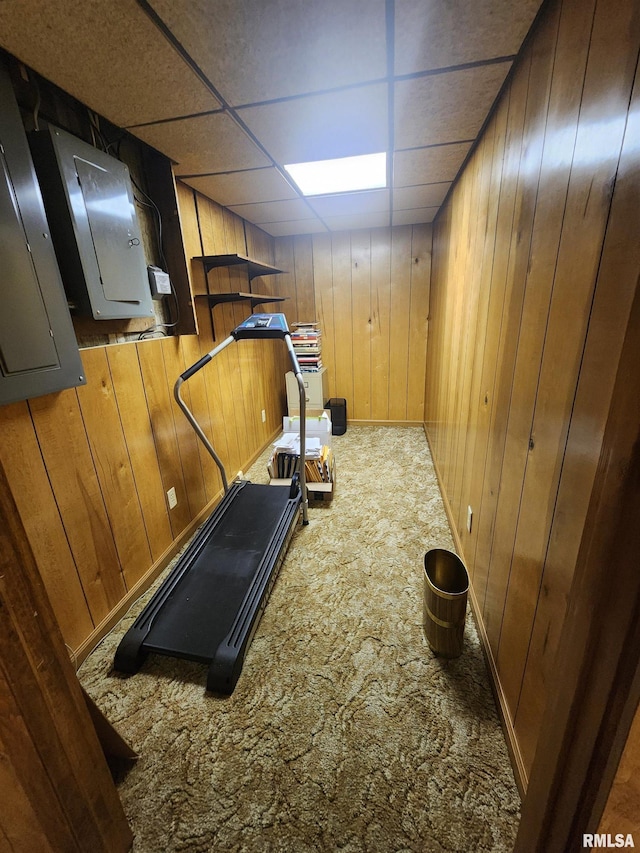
[{"left": 145, "top": 483, "right": 292, "bottom": 662}]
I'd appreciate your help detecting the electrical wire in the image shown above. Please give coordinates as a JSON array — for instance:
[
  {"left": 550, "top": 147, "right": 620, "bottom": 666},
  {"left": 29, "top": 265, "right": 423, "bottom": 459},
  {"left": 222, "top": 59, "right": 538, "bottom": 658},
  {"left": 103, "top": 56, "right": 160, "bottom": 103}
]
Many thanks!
[
  {"left": 137, "top": 327, "right": 169, "bottom": 340},
  {"left": 88, "top": 109, "right": 110, "bottom": 152},
  {"left": 131, "top": 176, "right": 168, "bottom": 270},
  {"left": 130, "top": 175, "right": 181, "bottom": 335}
]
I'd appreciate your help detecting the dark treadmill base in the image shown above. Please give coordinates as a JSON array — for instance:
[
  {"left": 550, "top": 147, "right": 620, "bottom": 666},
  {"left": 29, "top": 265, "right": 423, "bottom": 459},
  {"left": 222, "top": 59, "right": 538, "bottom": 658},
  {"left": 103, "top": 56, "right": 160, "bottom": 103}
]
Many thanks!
[{"left": 114, "top": 480, "right": 300, "bottom": 694}]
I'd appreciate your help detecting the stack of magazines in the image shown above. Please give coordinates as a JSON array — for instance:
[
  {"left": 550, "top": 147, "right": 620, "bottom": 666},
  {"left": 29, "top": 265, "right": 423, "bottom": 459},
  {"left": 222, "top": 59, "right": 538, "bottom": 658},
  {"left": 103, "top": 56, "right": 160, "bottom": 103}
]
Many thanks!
[{"left": 291, "top": 323, "right": 322, "bottom": 372}]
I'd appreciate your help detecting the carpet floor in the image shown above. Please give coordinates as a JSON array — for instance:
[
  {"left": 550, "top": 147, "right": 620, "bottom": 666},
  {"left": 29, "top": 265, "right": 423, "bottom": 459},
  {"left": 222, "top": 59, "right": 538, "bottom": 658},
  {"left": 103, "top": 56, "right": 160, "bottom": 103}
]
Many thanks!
[{"left": 79, "top": 425, "right": 520, "bottom": 852}]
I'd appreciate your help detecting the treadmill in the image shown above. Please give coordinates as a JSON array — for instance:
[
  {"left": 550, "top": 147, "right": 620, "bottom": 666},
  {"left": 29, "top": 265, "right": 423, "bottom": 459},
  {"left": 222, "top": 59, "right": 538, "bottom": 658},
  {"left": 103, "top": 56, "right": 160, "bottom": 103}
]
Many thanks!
[{"left": 114, "top": 313, "right": 309, "bottom": 694}]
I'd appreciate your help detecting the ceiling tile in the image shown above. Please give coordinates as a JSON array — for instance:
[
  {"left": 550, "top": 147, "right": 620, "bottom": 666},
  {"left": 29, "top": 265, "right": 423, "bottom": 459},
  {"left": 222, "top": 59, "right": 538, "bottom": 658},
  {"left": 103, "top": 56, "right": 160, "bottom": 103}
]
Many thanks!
[
  {"left": 229, "top": 198, "right": 313, "bottom": 225},
  {"left": 0, "top": 0, "right": 543, "bottom": 238},
  {"left": 395, "top": 0, "right": 542, "bottom": 75},
  {"left": 392, "top": 208, "right": 439, "bottom": 226},
  {"left": 0, "top": 0, "right": 220, "bottom": 127},
  {"left": 393, "top": 183, "right": 451, "bottom": 210},
  {"left": 146, "top": 0, "right": 387, "bottom": 106},
  {"left": 183, "top": 168, "right": 300, "bottom": 206},
  {"left": 394, "top": 143, "right": 473, "bottom": 186},
  {"left": 323, "top": 211, "right": 390, "bottom": 231},
  {"left": 260, "top": 219, "right": 328, "bottom": 237},
  {"left": 394, "top": 63, "right": 511, "bottom": 149},
  {"left": 239, "top": 84, "right": 388, "bottom": 165},
  {"left": 308, "top": 190, "right": 390, "bottom": 218},
  {"left": 131, "top": 113, "right": 270, "bottom": 175}
]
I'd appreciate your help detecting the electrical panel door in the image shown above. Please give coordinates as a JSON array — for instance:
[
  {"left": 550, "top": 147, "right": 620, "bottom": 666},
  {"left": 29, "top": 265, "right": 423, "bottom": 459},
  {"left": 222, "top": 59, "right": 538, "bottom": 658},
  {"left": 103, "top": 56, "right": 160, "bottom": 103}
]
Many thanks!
[
  {"left": 0, "top": 65, "right": 85, "bottom": 406},
  {"left": 30, "top": 125, "right": 154, "bottom": 320}
]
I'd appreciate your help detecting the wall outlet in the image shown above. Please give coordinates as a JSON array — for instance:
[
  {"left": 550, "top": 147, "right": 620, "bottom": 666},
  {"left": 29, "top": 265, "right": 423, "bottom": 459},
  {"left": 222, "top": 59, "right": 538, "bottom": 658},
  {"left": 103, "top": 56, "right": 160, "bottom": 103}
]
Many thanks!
[
  {"left": 261, "top": 409, "right": 266, "bottom": 423},
  {"left": 466, "top": 505, "right": 473, "bottom": 534},
  {"left": 167, "top": 486, "right": 177, "bottom": 509}
]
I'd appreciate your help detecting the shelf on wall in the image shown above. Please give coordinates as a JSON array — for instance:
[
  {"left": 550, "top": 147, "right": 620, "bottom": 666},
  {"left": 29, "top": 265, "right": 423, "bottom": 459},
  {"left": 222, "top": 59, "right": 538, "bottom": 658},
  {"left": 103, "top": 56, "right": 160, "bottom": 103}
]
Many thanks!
[
  {"left": 192, "top": 250, "right": 287, "bottom": 337},
  {"left": 194, "top": 292, "right": 286, "bottom": 309},
  {"left": 193, "top": 253, "right": 283, "bottom": 280}
]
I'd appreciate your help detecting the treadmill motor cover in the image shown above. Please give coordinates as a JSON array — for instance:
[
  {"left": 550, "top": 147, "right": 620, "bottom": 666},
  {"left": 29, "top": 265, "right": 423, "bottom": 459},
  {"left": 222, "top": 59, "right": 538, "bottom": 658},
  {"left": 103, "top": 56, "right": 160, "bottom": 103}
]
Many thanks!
[{"left": 233, "top": 313, "right": 290, "bottom": 340}]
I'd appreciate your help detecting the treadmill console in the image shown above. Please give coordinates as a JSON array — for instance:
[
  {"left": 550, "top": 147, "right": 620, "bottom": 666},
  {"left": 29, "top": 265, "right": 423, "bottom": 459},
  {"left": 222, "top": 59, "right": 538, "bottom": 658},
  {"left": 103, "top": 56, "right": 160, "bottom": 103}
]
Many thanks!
[{"left": 232, "top": 313, "right": 291, "bottom": 340}]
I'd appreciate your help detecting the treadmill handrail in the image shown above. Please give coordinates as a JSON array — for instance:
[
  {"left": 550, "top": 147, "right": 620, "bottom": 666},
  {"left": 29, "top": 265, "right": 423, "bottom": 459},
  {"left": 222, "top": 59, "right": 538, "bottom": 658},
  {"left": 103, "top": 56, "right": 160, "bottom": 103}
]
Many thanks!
[
  {"left": 284, "top": 333, "right": 308, "bottom": 525},
  {"left": 174, "top": 335, "right": 234, "bottom": 492},
  {"left": 173, "top": 323, "right": 309, "bottom": 525}
]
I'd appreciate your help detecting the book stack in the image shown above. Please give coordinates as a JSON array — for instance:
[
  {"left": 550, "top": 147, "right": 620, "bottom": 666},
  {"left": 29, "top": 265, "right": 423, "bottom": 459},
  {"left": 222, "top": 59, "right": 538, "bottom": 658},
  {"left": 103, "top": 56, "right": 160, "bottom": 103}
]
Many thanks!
[
  {"left": 267, "top": 433, "right": 334, "bottom": 485},
  {"left": 291, "top": 323, "right": 322, "bottom": 372}
]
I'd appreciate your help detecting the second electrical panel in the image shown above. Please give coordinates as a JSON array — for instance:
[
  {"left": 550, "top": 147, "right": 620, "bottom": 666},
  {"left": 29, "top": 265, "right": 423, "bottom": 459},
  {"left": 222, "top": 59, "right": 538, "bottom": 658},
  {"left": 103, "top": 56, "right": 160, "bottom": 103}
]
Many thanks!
[
  {"left": 30, "top": 125, "right": 154, "bottom": 320},
  {"left": 0, "top": 64, "right": 85, "bottom": 406}
]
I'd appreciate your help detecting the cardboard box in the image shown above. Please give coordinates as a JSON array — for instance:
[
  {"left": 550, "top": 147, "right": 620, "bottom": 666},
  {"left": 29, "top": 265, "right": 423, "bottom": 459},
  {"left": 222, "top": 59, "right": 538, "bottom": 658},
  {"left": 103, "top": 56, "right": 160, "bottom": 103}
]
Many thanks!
[{"left": 269, "top": 454, "right": 336, "bottom": 504}]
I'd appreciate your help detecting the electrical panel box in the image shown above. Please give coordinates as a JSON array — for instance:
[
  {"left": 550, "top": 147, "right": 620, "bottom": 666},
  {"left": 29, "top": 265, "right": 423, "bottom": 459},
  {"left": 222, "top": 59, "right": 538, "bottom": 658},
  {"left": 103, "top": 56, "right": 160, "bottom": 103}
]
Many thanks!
[
  {"left": 29, "top": 124, "right": 154, "bottom": 320},
  {"left": 0, "top": 65, "right": 85, "bottom": 406}
]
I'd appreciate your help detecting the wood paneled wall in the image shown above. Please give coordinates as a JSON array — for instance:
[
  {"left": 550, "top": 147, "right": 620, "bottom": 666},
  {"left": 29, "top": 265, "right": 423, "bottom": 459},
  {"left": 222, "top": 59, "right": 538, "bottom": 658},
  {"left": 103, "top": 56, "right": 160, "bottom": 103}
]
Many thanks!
[
  {"left": 425, "top": 0, "right": 640, "bottom": 787},
  {"left": 0, "top": 457, "right": 132, "bottom": 853},
  {"left": 0, "top": 184, "right": 286, "bottom": 659},
  {"left": 274, "top": 225, "right": 432, "bottom": 423}
]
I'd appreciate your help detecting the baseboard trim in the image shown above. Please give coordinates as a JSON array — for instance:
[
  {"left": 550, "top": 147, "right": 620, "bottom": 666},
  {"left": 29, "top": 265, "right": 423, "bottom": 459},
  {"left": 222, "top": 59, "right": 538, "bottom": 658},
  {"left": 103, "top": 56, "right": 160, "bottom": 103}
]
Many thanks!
[
  {"left": 348, "top": 419, "right": 424, "bottom": 427},
  {"left": 72, "top": 426, "right": 282, "bottom": 668},
  {"left": 423, "top": 423, "right": 528, "bottom": 797},
  {"left": 467, "top": 583, "right": 529, "bottom": 797}
]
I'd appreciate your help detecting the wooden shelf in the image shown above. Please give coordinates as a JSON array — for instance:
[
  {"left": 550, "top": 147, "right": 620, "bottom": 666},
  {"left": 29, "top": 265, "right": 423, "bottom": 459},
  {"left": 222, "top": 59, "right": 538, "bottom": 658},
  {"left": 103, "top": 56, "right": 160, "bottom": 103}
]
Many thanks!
[
  {"left": 194, "top": 293, "right": 288, "bottom": 338},
  {"left": 194, "top": 292, "right": 285, "bottom": 309},
  {"left": 192, "top": 254, "right": 287, "bottom": 337},
  {"left": 193, "top": 253, "right": 283, "bottom": 280}
]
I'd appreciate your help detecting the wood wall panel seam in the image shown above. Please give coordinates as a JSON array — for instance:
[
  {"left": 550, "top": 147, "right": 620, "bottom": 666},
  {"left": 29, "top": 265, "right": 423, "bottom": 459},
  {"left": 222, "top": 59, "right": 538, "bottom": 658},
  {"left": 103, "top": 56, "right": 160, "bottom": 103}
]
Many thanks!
[
  {"left": 28, "top": 390, "right": 127, "bottom": 621},
  {"left": 0, "top": 403, "right": 94, "bottom": 646}
]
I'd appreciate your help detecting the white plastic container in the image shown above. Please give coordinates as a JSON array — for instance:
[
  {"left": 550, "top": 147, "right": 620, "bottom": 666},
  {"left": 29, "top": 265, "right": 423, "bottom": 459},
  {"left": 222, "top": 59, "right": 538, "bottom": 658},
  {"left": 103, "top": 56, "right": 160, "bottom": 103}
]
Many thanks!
[{"left": 283, "top": 412, "right": 332, "bottom": 447}]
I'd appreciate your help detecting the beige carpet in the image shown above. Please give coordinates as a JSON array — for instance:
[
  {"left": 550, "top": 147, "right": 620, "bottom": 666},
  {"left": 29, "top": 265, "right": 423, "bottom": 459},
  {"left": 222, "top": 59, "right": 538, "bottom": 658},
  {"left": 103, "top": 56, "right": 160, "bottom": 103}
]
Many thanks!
[{"left": 79, "top": 426, "right": 520, "bottom": 852}]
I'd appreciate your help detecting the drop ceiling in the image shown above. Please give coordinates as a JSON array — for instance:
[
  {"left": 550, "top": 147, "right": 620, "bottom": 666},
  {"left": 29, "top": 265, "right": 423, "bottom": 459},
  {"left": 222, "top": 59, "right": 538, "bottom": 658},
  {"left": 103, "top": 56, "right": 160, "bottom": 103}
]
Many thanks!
[{"left": 0, "top": 0, "right": 543, "bottom": 237}]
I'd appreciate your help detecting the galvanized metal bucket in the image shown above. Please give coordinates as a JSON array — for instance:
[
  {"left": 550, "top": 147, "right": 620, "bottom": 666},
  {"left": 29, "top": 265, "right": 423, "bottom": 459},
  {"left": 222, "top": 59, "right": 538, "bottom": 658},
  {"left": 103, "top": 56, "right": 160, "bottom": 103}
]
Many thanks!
[{"left": 423, "top": 548, "right": 469, "bottom": 658}]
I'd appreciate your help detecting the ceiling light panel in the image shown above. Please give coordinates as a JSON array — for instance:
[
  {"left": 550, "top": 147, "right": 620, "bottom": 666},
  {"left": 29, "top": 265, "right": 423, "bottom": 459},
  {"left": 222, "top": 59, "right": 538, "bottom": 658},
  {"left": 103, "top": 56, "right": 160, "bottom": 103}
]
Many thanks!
[{"left": 285, "top": 154, "right": 387, "bottom": 197}]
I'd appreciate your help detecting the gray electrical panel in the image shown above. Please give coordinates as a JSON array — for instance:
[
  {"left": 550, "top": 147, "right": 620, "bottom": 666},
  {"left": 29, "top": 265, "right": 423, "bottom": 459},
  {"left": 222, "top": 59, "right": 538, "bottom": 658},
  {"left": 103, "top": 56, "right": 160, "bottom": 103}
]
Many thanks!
[
  {"left": 30, "top": 124, "right": 154, "bottom": 320},
  {"left": 0, "top": 65, "right": 85, "bottom": 407}
]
